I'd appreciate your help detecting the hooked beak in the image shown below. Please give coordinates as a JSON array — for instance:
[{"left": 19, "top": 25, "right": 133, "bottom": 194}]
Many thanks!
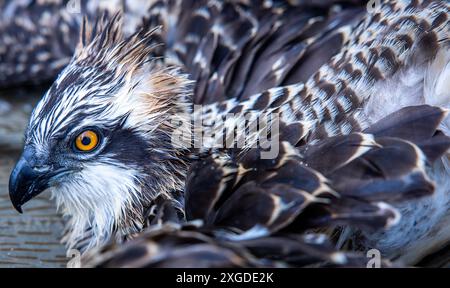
[{"left": 9, "top": 153, "right": 52, "bottom": 213}]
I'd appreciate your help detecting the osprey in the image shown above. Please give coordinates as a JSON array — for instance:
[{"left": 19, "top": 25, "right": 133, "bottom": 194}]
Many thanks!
[{"left": 5, "top": 0, "right": 450, "bottom": 267}]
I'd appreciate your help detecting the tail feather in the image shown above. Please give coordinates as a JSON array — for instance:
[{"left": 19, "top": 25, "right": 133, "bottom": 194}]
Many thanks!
[{"left": 364, "top": 105, "right": 448, "bottom": 142}]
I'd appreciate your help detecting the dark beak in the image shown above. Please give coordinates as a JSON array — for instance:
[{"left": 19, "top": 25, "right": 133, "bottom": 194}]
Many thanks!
[{"left": 9, "top": 153, "right": 52, "bottom": 213}]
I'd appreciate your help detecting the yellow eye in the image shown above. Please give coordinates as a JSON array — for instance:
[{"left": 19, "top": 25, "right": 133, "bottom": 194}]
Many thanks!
[{"left": 75, "top": 130, "right": 99, "bottom": 152}]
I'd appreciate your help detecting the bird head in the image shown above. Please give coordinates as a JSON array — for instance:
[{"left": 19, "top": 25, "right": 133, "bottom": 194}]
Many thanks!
[{"left": 8, "top": 14, "right": 192, "bottom": 251}]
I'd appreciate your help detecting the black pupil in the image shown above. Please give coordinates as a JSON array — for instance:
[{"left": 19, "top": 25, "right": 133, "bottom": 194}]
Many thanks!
[{"left": 81, "top": 136, "right": 91, "bottom": 146}]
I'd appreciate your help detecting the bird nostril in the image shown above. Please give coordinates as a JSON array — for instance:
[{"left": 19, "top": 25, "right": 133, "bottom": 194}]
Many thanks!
[{"left": 33, "top": 165, "right": 51, "bottom": 173}]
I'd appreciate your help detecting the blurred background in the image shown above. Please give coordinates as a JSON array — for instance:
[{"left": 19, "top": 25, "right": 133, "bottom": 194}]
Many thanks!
[{"left": 0, "top": 86, "right": 66, "bottom": 267}]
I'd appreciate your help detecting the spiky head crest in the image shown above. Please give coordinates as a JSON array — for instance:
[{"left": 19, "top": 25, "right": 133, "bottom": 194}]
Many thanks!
[{"left": 26, "top": 12, "right": 193, "bottom": 251}]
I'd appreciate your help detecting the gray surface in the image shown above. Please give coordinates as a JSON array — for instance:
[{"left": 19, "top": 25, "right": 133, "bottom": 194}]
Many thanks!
[{"left": 0, "top": 89, "right": 66, "bottom": 268}]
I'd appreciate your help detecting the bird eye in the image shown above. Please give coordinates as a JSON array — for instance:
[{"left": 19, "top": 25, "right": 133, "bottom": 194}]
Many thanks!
[{"left": 74, "top": 130, "right": 99, "bottom": 152}]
